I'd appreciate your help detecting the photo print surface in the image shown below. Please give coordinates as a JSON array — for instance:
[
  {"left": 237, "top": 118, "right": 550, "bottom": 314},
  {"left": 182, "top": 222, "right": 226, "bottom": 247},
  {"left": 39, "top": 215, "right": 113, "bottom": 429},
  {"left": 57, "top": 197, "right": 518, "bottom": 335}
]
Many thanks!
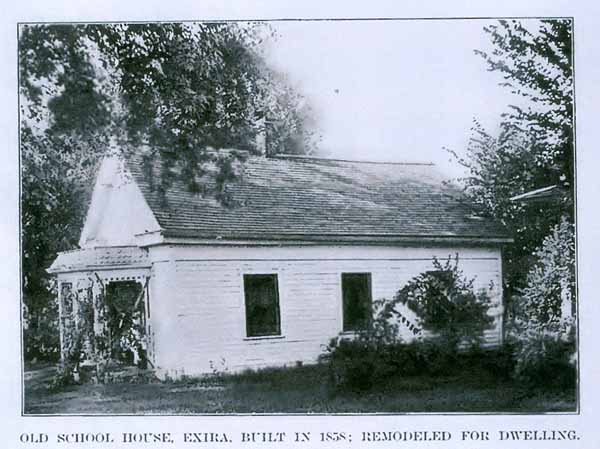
[{"left": 19, "top": 18, "right": 576, "bottom": 415}]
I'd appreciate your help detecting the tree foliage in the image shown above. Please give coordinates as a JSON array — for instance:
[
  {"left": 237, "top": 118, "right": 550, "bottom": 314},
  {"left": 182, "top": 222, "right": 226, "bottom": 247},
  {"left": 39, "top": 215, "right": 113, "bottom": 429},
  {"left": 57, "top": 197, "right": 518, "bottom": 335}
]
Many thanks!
[
  {"left": 509, "top": 217, "right": 576, "bottom": 387},
  {"left": 19, "top": 22, "right": 317, "bottom": 360},
  {"left": 518, "top": 216, "right": 576, "bottom": 326},
  {"left": 475, "top": 19, "right": 573, "bottom": 188},
  {"left": 453, "top": 19, "right": 574, "bottom": 294},
  {"left": 452, "top": 20, "right": 576, "bottom": 388}
]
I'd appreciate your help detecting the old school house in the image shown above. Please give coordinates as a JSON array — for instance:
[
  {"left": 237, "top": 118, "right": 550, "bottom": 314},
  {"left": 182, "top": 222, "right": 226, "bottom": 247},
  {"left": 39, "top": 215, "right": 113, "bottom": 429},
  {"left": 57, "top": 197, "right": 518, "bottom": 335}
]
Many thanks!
[{"left": 49, "top": 150, "right": 508, "bottom": 378}]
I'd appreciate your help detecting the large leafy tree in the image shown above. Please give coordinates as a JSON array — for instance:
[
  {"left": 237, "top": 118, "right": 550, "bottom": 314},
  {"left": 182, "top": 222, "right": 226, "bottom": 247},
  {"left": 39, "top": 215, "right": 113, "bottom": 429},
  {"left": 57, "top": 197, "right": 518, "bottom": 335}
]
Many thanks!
[
  {"left": 20, "top": 22, "right": 316, "bottom": 360},
  {"left": 454, "top": 19, "right": 574, "bottom": 296},
  {"left": 476, "top": 19, "right": 574, "bottom": 189}
]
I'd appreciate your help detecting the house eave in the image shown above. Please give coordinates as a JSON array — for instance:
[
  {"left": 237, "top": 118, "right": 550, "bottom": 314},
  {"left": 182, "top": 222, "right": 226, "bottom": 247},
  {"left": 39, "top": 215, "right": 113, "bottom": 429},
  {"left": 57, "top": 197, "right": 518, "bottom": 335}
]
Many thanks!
[{"left": 138, "top": 230, "right": 512, "bottom": 247}]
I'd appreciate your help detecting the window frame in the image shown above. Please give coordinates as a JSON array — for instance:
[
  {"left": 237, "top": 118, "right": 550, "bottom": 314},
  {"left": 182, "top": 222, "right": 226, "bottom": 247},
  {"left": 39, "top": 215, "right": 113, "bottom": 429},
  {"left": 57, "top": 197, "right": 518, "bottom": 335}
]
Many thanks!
[
  {"left": 242, "top": 273, "right": 282, "bottom": 339},
  {"left": 341, "top": 272, "right": 373, "bottom": 332}
]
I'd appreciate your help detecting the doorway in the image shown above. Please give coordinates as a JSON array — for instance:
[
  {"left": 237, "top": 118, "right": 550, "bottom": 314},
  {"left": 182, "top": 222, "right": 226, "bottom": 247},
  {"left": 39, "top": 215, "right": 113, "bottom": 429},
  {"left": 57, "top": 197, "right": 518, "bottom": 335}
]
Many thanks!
[{"left": 105, "top": 280, "right": 147, "bottom": 368}]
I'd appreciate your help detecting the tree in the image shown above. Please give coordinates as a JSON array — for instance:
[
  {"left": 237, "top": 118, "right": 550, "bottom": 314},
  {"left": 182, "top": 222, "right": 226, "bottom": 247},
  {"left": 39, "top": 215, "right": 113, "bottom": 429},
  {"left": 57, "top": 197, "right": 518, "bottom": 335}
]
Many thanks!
[
  {"left": 19, "top": 22, "right": 317, "bottom": 360},
  {"left": 21, "top": 129, "right": 93, "bottom": 361},
  {"left": 475, "top": 19, "right": 574, "bottom": 191},
  {"left": 453, "top": 19, "right": 574, "bottom": 295},
  {"left": 452, "top": 20, "right": 578, "bottom": 390}
]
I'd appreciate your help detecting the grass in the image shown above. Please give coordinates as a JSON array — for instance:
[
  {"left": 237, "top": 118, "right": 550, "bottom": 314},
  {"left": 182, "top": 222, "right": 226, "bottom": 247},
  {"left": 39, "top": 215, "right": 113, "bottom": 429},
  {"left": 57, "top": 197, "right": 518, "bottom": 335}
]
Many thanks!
[{"left": 24, "top": 361, "right": 576, "bottom": 415}]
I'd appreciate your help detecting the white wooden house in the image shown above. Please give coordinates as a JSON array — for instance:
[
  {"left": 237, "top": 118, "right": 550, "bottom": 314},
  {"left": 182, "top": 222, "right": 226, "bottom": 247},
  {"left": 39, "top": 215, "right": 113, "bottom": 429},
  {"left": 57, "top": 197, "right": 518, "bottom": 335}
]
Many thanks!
[{"left": 48, "top": 150, "right": 509, "bottom": 378}]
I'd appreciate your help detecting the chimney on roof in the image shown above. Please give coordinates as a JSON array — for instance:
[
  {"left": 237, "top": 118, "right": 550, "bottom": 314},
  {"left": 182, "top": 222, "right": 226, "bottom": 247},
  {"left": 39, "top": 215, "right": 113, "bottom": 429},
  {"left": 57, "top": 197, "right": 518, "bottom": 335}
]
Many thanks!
[
  {"left": 255, "top": 116, "right": 267, "bottom": 156},
  {"left": 256, "top": 116, "right": 279, "bottom": 157}
]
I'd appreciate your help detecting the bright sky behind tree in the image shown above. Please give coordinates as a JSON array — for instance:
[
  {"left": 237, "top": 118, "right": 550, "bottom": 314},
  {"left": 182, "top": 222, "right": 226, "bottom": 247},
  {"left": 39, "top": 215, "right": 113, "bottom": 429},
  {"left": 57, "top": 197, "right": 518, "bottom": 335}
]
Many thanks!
[{"left": 264, "top": 19, "right": 533, "bottom": 178}]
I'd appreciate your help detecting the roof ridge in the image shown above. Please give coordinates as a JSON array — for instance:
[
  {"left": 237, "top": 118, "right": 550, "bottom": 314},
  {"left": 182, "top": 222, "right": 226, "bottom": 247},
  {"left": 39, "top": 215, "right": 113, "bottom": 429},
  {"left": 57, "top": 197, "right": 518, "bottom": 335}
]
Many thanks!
[
  {"left": 123, "top": 147, "right": 434, "bottom": 167},
  {"left": 268, "top": 154, "right": 435, "bottom": 166}
]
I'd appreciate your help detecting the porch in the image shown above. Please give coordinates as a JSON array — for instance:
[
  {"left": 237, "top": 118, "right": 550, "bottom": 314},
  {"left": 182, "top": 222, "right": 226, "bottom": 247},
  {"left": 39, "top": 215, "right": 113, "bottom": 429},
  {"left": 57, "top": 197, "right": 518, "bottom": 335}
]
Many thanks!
[{"left": 47, "top": 246, "right": 153, "bottom": 379}]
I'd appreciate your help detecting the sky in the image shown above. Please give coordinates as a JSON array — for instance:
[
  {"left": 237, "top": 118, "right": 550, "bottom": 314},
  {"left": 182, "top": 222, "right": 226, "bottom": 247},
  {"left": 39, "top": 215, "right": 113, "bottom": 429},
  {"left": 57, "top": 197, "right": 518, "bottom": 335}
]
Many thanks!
[{"left": 263, "top": 19, "right": 527, "bottom": 178}]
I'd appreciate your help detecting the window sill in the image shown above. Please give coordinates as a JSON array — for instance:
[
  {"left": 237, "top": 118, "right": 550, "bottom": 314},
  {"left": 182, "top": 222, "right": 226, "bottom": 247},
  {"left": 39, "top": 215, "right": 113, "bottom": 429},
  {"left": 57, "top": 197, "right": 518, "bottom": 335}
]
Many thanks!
[{"left": 243, "top": 335, "right": 285, "bottom": 341}]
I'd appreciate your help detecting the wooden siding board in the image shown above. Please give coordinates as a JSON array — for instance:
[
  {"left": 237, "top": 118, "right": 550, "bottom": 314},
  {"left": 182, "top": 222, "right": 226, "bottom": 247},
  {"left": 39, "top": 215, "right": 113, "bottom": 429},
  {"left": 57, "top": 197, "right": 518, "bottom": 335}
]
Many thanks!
[{"left": 148, "top": 244, "right": 503, "bottom": 376}]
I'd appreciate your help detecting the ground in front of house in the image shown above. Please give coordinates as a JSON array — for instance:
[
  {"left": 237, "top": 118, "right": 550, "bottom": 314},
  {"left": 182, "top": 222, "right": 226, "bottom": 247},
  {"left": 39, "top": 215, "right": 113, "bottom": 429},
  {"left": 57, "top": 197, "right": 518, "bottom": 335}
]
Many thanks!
[{"left": 24, "top": 361, "right": 575, "bottom": 414}]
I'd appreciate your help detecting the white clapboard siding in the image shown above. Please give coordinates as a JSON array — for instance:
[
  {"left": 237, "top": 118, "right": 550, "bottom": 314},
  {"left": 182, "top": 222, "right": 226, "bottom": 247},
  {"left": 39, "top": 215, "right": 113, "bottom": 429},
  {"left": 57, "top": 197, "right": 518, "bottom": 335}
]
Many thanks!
[{"left": 147, "top": 244, "right": 503, "bottom": 377}]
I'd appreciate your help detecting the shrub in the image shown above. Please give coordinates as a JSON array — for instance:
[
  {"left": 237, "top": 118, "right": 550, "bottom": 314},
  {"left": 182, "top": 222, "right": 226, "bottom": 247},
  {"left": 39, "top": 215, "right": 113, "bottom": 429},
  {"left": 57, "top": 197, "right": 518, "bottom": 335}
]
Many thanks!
[
  {"left": 410, "top": 338, "right": 458, "bottom": 376},
  {"left": 511, "top": 318, "right": 576, "bottom": 390},
  {"left": 22, "top": 297, "right": 61, "bottom": 362},
  {"left": 394, "top": 255, "right": 495, "bottom": 355},
  {"left": 474, "top": 343, "right": 516, "bottom": 380},
  {"left": 323, "top": 257, "right": 498, "bottom": 393},
  {"left": 323, "top": 338, "right": 428, "bottom": 393},
  {"left": 509, "top": 217, "right": 577, "bottom": 389},
  {"left": 323, "top": 337, "right": 495, "bottom": 393},
  {"left": 323, "top": 338, "right": 377, "bottom": 392},
  {"left": 321, "top": 295, "right": 413, "bottom": 392},
  {"left": 23, "top": 322, "right": 61, "bottom": 363}
]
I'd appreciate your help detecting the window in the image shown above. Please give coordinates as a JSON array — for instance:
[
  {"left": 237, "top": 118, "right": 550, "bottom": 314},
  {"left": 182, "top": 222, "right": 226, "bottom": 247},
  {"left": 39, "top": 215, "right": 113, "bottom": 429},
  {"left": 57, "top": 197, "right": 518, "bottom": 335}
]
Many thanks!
[
  {"left": 243, "top": 274, "right": 281, "bottom": 337},
  {"left": 342, "top": 273, "right": 372, "bottom": 331}
]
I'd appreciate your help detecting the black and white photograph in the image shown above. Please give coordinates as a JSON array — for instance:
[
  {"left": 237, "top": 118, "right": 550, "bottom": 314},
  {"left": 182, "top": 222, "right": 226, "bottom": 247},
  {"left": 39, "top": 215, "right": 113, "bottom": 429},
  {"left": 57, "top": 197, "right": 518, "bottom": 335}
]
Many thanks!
[{"left": 18, "top": 16, "right": 577, "bottom": 417}]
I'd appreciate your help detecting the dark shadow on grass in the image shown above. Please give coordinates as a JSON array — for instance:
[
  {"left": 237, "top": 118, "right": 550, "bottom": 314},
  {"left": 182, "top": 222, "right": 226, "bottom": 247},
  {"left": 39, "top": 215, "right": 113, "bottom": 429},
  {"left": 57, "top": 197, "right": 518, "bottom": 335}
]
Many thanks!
[{"left": 24, "top": 362, "right": 576, "bottom": 415}]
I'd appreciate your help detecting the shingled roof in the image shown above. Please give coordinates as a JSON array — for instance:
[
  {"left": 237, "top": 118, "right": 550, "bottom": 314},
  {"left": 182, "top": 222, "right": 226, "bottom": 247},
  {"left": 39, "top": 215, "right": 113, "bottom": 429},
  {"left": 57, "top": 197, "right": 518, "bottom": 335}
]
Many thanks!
[
  {"left": 125, "top": 152, "right": 508, "bottom": 243},
  {"left": 48, "top": 246, "right": 150, "bottom": 273}
]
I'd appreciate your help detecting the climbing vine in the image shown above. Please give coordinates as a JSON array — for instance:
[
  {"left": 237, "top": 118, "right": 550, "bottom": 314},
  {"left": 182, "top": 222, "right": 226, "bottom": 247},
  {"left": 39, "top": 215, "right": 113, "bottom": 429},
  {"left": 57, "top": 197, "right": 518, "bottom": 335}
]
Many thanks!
[{"left": 55, "top": 275, "right": 149, "bottom": 385}]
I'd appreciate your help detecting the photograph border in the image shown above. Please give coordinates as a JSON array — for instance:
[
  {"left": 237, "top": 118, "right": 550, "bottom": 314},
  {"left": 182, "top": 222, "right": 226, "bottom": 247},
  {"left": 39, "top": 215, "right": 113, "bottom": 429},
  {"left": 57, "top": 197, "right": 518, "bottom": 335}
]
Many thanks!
[{"left": 18, "top": 14, "right": 580, "bottom": 417}]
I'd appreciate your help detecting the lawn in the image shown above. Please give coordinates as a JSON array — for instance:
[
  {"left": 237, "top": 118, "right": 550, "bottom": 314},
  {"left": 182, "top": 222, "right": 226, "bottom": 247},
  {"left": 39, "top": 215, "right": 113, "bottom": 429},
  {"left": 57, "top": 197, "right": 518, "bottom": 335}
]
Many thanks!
[{"left": 24, "top": 362, "right": 576, "bottom": 415}]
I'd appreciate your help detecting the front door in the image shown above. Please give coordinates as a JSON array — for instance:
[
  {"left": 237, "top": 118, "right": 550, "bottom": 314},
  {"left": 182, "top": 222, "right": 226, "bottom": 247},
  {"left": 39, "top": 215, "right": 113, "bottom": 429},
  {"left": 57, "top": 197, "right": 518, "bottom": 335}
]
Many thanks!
[{"left": 105, "top": 280, "right": 147, "bottom": 367}]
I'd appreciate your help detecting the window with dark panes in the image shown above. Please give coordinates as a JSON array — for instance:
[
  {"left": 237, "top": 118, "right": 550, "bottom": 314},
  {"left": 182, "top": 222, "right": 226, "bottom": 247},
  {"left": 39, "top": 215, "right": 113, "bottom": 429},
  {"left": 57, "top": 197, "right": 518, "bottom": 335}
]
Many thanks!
[
  {"left": 342, "top": 273, "right": 372, "bottom": 331},
  {"left": 244, "top": 274, "right": 281, "bottom": 337}
]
